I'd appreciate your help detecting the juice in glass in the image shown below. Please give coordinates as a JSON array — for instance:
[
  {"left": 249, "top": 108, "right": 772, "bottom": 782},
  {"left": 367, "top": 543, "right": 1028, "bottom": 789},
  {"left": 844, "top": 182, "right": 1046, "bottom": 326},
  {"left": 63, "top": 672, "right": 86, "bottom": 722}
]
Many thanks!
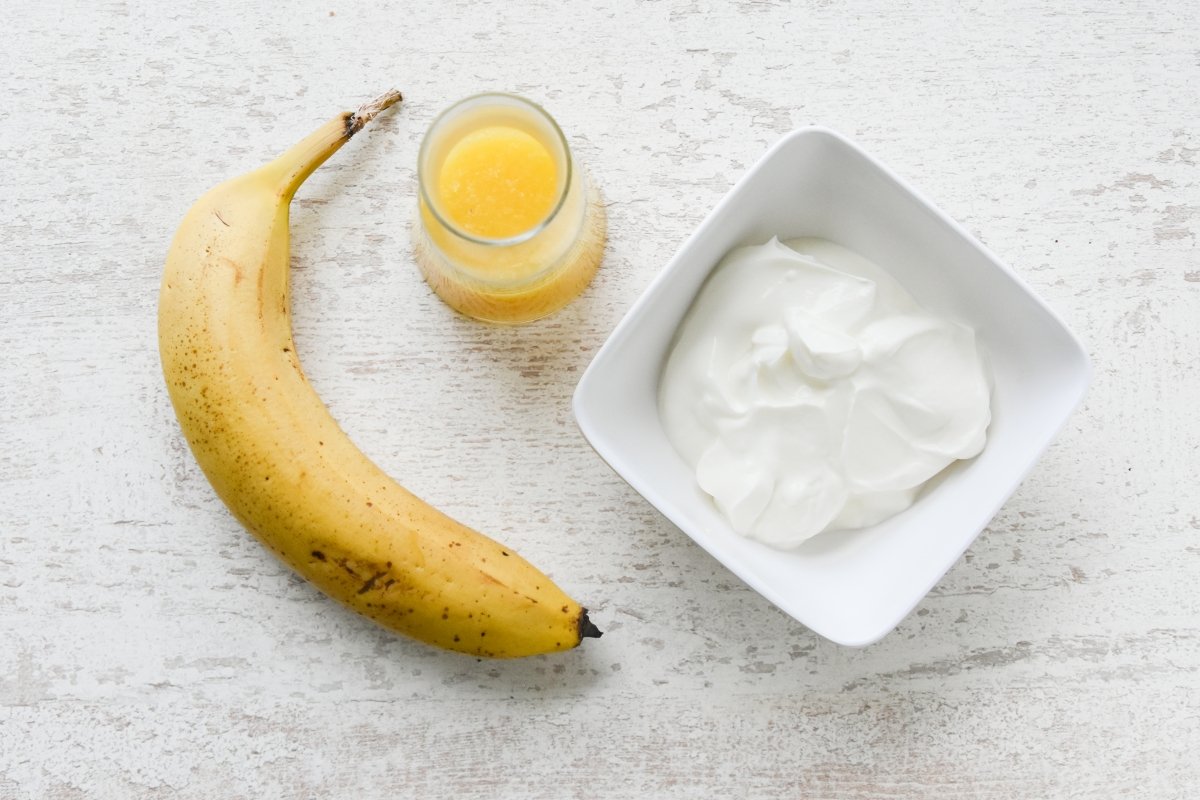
[{"left": 414, "top": 93, "right": 606, "bottom": 324}]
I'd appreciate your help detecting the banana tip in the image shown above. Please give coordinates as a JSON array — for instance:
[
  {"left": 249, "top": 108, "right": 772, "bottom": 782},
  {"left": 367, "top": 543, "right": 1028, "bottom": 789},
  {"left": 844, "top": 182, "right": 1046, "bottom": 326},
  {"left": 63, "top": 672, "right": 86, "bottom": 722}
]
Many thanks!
[{"left": 579, "top": 609, "right": 603, "bottom": 640}]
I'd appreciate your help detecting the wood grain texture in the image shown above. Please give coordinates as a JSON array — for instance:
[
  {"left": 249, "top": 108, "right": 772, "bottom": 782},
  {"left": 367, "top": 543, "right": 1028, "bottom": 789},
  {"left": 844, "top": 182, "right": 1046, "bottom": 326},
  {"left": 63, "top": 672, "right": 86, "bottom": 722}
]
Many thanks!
[{"left": 1, "top": 0, "right": 1198, "bottom": 797}]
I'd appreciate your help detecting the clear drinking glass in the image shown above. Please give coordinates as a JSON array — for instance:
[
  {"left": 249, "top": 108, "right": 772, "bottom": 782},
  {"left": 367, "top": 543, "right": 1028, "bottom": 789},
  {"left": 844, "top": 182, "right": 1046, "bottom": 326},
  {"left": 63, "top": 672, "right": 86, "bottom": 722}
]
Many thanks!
[{"left": 414, "top": 93, "right": 606, "bottom": 324}]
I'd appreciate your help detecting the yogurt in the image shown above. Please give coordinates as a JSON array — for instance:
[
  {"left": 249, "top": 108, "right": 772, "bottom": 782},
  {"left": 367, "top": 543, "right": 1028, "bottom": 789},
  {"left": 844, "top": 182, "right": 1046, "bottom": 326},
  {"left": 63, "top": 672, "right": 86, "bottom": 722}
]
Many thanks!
[{"left": 658, "top": 237, "right": 991, "bottom": 548}]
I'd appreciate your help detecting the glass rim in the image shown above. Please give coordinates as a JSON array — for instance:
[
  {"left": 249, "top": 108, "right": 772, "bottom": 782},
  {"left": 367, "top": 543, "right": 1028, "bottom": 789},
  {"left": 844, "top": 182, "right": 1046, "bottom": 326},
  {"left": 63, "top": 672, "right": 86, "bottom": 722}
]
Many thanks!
[{"left": 417, "top": 92, "right": 574, "bottom": 247}]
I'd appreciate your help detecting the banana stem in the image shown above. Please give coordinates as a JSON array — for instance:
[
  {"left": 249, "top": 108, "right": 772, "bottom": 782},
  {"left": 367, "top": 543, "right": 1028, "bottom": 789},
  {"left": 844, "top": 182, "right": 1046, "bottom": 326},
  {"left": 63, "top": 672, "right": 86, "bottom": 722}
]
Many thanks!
[
  {"left": 273, "top": 89, "right": 403, "bottom": 200},
  {"left": 347, "top": 89, "right": 403, "bottom": 135}
]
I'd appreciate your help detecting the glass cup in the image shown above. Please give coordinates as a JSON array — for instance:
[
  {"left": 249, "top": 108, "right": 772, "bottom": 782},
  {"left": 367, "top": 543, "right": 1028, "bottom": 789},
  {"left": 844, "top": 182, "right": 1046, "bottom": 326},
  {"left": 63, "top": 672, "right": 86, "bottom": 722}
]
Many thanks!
[{"left": 413, "top": 93, "right": 606, "bottom": 324}]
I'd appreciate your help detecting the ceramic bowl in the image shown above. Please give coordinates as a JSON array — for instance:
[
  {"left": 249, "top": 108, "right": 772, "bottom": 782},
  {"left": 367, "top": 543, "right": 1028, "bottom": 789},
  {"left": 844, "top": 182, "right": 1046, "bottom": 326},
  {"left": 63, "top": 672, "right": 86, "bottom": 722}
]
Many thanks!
[{"left": 573, "top": 127, "right": 1089, "bottom": 646}]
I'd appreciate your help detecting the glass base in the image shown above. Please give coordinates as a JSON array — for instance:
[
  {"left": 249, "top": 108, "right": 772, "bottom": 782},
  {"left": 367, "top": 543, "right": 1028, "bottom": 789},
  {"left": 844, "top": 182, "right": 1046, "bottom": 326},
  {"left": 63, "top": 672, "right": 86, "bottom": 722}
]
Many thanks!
[{"left": 413, "top": 182, "right": 607, "bottom": 324}]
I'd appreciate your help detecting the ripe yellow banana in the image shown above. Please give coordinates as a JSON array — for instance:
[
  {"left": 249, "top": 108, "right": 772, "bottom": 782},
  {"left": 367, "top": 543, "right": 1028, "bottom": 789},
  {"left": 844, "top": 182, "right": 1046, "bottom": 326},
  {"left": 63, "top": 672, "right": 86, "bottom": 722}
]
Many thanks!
[{"left": 158, "top": 91, "right": 600, "bottom": 658}]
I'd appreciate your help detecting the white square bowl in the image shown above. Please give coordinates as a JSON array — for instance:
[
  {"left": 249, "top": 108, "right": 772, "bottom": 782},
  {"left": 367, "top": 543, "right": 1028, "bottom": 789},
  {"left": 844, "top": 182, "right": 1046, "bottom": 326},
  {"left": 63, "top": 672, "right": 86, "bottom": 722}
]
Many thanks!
[{"left": 573, "top": 127, "right": 1090, "bottom": 647}]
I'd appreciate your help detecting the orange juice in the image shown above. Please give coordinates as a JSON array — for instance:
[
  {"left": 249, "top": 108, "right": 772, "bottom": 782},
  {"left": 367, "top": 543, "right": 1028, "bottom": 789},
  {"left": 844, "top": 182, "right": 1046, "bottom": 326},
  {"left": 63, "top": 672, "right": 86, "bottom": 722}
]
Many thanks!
[
  {"left": 414, "top": 94, "right": 606, "bottom": 324},
  {"left": 437, "top": 126, "right": 559, "bottom": 240}
]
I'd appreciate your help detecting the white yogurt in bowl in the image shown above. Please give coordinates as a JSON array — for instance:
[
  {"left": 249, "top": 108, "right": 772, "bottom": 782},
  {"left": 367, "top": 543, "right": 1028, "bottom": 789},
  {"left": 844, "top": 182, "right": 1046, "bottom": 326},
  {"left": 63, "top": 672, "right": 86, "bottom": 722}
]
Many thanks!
[
  {"left": 574, "top": 127, "right": 1088, "bottom": 645},
  {"left": 659, "top": 237, "right": 992, "bottom": 548}
]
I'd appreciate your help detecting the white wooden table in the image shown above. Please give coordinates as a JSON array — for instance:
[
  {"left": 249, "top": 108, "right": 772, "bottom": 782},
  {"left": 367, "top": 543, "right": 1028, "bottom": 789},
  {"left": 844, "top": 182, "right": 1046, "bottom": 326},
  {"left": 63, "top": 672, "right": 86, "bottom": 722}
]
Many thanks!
[{"left": 2, "top": 1, "right": 1198, "bottom": 797}]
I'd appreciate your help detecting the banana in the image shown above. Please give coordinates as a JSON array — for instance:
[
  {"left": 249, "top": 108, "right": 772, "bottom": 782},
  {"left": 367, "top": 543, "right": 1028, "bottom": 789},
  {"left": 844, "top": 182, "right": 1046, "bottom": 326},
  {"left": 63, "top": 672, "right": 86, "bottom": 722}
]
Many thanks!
[{"left": 158, "top": 91, "right": 601, "bottom": 658}]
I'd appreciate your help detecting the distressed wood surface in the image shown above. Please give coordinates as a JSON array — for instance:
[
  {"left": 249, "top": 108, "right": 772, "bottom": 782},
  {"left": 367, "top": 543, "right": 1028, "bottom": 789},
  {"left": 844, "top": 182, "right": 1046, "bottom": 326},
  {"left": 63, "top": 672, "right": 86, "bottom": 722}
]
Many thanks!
[{"left": 2, "top": 1, "right": 1198, "bottom": 797}]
